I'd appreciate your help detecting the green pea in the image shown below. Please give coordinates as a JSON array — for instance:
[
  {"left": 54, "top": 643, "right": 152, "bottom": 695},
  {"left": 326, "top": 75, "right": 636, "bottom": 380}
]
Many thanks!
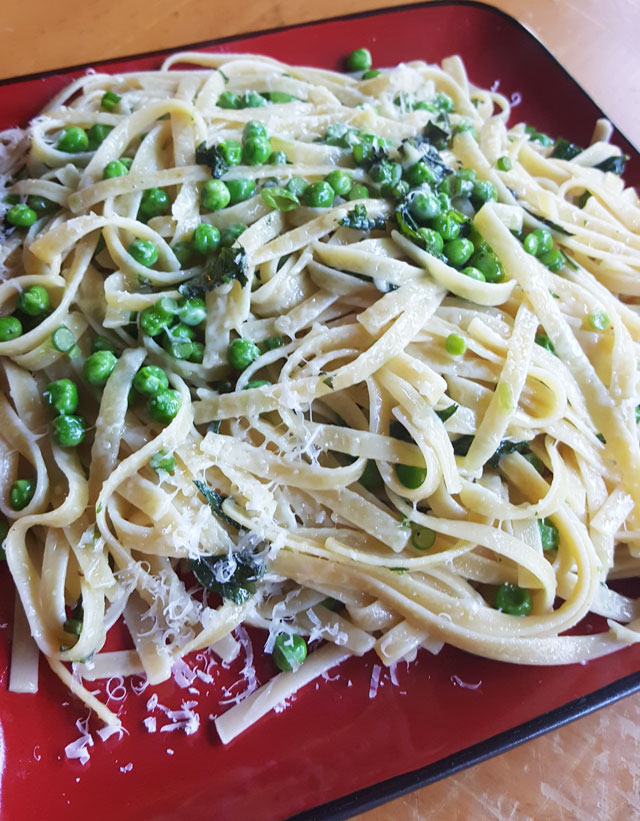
[
  {"left": 359, "top": 459, "right": 383, "bottom": 491},
  {"left": 57, "top": 126, "right": 89, "bottom": 153},
  {"left": 52, "top": 415, "right": 86, "bottom": 448},
  {"left": 525, "top": 126, "right": 553, "bottom": 146},
  {"left": 532, "top": 228, "right": 553, "bottom": 254},
  {"left": 172, "top": 240, "right": 197, "bottom": 269},
  {"left": 147, "top": 388, "right": 181, "bottom": 424},
  {"left": 244, "top": 379, "right": 270, "bottom": 389},
  {"left": 471, "top": 251, "right": 503, "bottom": 283},
  {"left": 17, "top": 285, "right": 50, "bottom": 316},
  {"left": 386, "top": 180, "right": 410, "bottom": 200},
  {"left": 409, "top": 191, "right": 442, "bottom": 222},
  {"left": 128, "top": 239, "right": 159, "bottom": 267},
  {"left": 26, "top": 195, "right": 57, "bottom": 214},
  {"left": 92, "top": 335, "right": 116, "bottom": 354},
  {"left": 220, "top": 223, "right": 247, "bottom": 247},
  {"left": 162, "top": 322, "right": 196, "bottom": 359},
  {"left": 430, "top": 91, "right": 454, "bottom": 112},
  {"left": 461, "top": 266, "right": 486, "bottom": 281},
  {"left": 303, "top": 181, "right": 335, "bottom": 208},
  {"left": 150, "top": 449, "right": 176, "bottom": 474},
  {"left": 177, "top": 296, "right": 206, "bottom": 326},
  {"left": 7, "top": 203, "right": 37, "bottom": 228},
  {"left": 411, "top": 524, "right": 436, "bottom": 550},
  {"left": 50, "top": 327, "right": 75, "bottom": 354},
  {"left": 192, "top": 223, "right": 220, "bottom": 255},
  {"left": 348, "top": 184, "right": 369, "bottom": 201},
  {"left": 3, "top": 194, "right": 19, "bottom": 205},
  {"left": 228, "top": 337, "right": 260, "bottom": 370},
  {"left": 405, "top": 161, "right": 438, "bottom": 187},
  {"left": 496, "top": 156, "right": 512, "bottom": 171},
  {"left": 471, "top": 179, "right": 497, "bottom": 205},
  {"left": 243, "top": 120, "right": 268, "bottom": 142},
  {"left": 240, "top": 91, "right": 267, "bottom": 108},
  {"left": 139, "top": 188, "right": 170, "bottom": 221},
  {"left": 0, "top": 316, "right": 23, "bottom": 341},
  {"left": 445, "top": 332, "right": 467, "bottom": 355},
  {"left": 101, "top": 90, "right": 121, "bottom": 110},
  {"left": 10, "top": 479, "right": 35, "bottom": 511},
  {"left": 587, "top": 310, "right": 611, "bottom": 331},
  {"left": 226, "top": 178, "right": 257, "bottom": 205},
  {"left": 449, "top": 172, "right": 475, "bottom": 198},
  {"left": 242, "top": 136, "right": 271, "bottom": 166},
  {"left": 362, "top": 69, "right": 381, "bottom": 79},
  {"left": 539, "top": 248, "right": 564, "bottom": 272},
  {"left": 324, "top": 123, "right": 360, "bottom": 148},
  {"left": 287, "top": 177, "right": 308, "bottom": 198},
  {"left": 324, "top": 169, "right": 352, "bottom": 197},
  {"left": 103, "top": 159, "right": 129, "bottom": 179},
  {"left": 263, "top": 336, "right": 285, "bottom": 351},
  {"left": 418, "top": 227, "right": 444, "bottom": 255},
  {"left": 140, "top": 307, "right": 171, "bottom": 337},
  {"left": 217, "top": 139, "right": 242, "bottom": 166},
  {"left": 523, "top": 233, "right": 539, "bottom": 255},
  {"left": 494, "top": 582, "right": 532, "bottom": 616},
  {"left": 200, "top": 179, "right": 231, "bottom": 211},
  {"left": 269, "top": 151, "right": 288, "bottom": 165},
  {"left": 133, "top": 365, "right": 169, "bottom": 397},
  {"left": 189, "top": 342, "right": 205, "bottom": 364},
  {"left": 395, "top": 463, "right": 427, "bottom": 489},
  {"left": 217, "top": 91, "right": 240, "bottom": 109},
  {"left": 369, "top": 161, "right": 402, "bottom": 188},
  {"left": 87, "top": 123, "right": 113, "bottom": 151},
  {"left": 538, "top": 517, "right": 559, "bottom": 551},
  {"left": 120, "top": 157, "right": 133, "bottom": 171},
  {"left": 453, "top": 122, "right": 477, "bottom": 141},
  {"left": 44, "top": 379, "right": 79, "bottom": 415},
  {"left": 436, "top": 192, "right": 452, "bottom": 212},
  {"left": 444, "top": 238, "right": 474, "bottom": 267},
  {"left": 432, "top": 212, "right": 461, "bottom": 241},
  {"left": 84, "top": 350, "right": 117, "bottom": 386},
  {"left": 346, "top": 48, "right": 372, "bottom": 73},
  {"left": 272, "top": 633, "right": 307, "bottom": 671},
  {"left": 266, "top": 91, "right": 296, "bottom": 103}
]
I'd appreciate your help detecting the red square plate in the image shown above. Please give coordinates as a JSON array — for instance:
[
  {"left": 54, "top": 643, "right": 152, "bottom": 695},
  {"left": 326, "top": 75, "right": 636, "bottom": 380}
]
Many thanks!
[{"left": 0, "top": 3, "right": 638, "bottom": 819}]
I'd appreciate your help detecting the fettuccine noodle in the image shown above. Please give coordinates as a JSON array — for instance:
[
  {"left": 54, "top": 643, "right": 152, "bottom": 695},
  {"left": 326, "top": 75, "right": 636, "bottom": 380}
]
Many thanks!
[{"left": 0, "top": 49, "right": 639, "bottom": 745}]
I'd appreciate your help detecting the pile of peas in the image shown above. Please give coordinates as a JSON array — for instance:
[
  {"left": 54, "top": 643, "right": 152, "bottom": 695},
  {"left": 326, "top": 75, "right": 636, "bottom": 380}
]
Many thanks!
[
  {"left": 0, "top": 284, "right": 51, "bottom": 343},
  {"left": 139, "top": 295, "right": 207, "bottom": 365}
]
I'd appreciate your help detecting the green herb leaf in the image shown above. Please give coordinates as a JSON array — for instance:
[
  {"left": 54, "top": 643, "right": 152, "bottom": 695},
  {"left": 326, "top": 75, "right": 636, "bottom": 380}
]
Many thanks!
[
  {"left": 179, "top": 246, "right": 248, "bottom": 298},
  {"left": 193, "top": 479, "right": 241, "bottom": 528},
  {"left": 435, "top": 404, "right": 458, "bottom": 423},
  {"left": 261, "top": 186, "right": 299, "bottom": 212},
  {"left": 523, "top": 208, "right": 573, "bottom": 236},
  {"left": 195, "top": 141, "right": 229, "bottom": 179},
  {"left": 486, "top": 440, "right": 530, "bottom": 468},
  {"left": 594, "top": 155, "right": 627, "bottom": 175},
  {"left": 550, "top": 138, "right": 583, "bottom": 160},
  {"left": 452, "top": 434, "right": 474, "bottom": 456},
  {"left": 340, "top": 203, "right": 386, "bottom": 232},
  {"left": 189, "top": 551, "right": 264, "bottom": 604}
]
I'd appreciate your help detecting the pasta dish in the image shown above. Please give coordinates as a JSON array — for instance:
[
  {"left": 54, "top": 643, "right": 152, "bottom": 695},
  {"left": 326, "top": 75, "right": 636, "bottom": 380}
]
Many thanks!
[{"left": 0, "top": 47, "right": 639, "bottom": 751}]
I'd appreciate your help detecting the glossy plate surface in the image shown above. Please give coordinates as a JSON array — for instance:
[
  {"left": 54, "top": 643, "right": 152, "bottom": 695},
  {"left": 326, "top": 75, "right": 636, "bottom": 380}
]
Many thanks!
[{"left": 0, "top": 4, "right": 638, "bottom": 819}]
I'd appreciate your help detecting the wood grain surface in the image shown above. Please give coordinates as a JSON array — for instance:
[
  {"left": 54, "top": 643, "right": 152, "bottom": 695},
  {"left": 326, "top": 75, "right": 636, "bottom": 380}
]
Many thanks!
[{"left": 0, "top": 1, "right": 638, "bottom": 819}]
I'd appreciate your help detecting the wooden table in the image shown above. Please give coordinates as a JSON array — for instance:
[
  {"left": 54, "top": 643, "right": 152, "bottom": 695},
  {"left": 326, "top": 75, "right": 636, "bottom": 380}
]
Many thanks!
[{"left": 1, "top": 1, "right": 638, "bottom": 818}]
